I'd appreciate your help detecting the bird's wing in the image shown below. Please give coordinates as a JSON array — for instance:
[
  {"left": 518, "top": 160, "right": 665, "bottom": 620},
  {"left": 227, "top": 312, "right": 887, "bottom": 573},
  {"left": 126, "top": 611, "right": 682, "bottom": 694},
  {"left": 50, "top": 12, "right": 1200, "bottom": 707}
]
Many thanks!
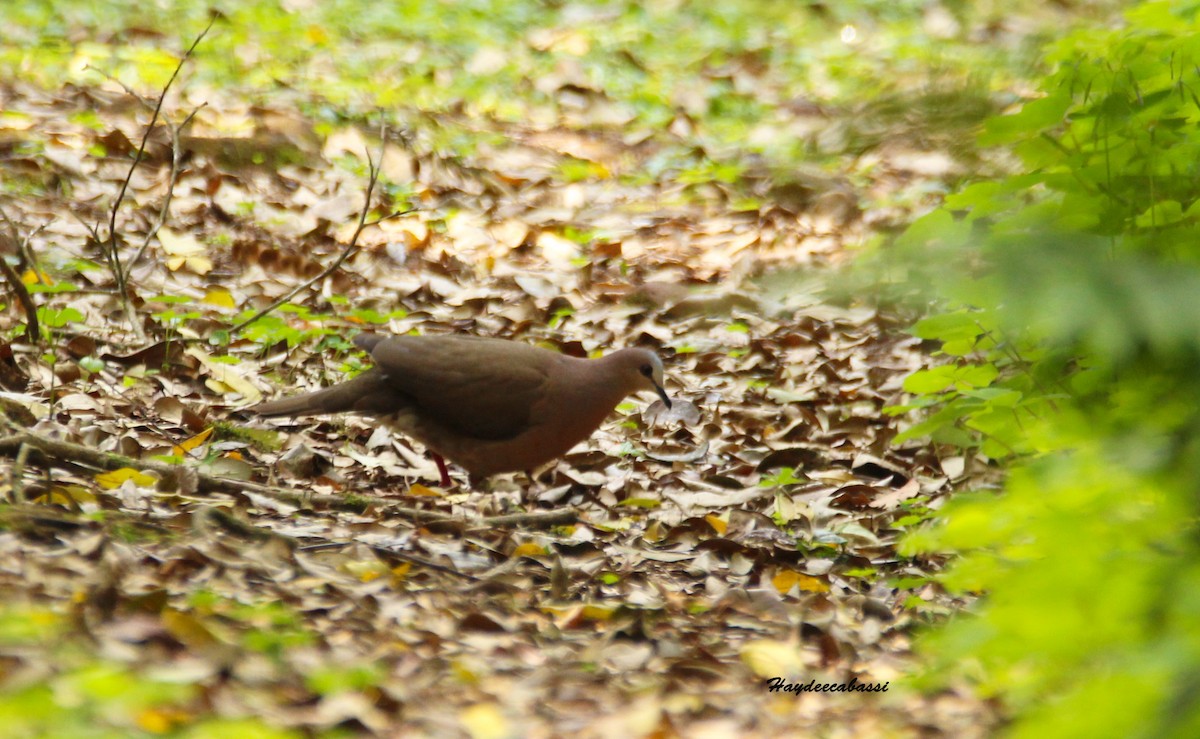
[{"left": 368, "top": 335, "right": 553, "bottom": 441}]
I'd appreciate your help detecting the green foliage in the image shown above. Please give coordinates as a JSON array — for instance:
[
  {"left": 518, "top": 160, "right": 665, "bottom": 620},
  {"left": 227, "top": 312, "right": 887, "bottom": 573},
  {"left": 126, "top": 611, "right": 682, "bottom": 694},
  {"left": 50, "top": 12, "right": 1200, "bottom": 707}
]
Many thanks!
[
  {"left": 0, "top": 0, "right": 1042, "bottom": 179},
  {"left": 345, "top": 306, "right": 407, "bottom": 325},
  {"left": 303, "top": 664, "right": 384, "bottom": 696},
  {"left": 215, "top": 421, "right": 283, "bottom": 452},
  {"left": 0, "top": 603, "right": 64, "bottom": 646},
  {"left": 0, "top": 603, "right": 300, "bottom": 738},
  {"left": 889, "top": 2, "right": 1200, "bottom": 735},
  {"left": 234, "top": 310, "right": 335, "bottom": 347},
  {"left": 759, "top": 467, "right": 804, "bottom": 487},
  {"left": 34, "top": 305, "right": 83, "bottom": 329},
  {"left": 181, "top": 720, "right": 302, "bottom": 739},
  {"left": 25, "top": 280, "right": 80, "bottom": 295}
]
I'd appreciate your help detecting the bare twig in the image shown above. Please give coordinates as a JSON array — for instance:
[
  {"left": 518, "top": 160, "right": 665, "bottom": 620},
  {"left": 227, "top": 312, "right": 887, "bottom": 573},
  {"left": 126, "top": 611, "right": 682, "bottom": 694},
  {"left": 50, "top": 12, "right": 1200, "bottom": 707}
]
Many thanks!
[
  {"left": 95, "top": 68, "right": 207, "bottom": 273},
  {"left": 0, "top": 205, "right": 40, "bottom": 342},
  {"left": 297, "top": 540, "right": 479, "bottom": 581},
  {"left": 10, "top": 442, "right": 29, "bottom": 503},
  {"left": 364, "top": 209, "right": 415, "bottom": 229},
  {"left": 1, "top": 207, "right": 49, "bottom": 287},
  {"left": 129, "top": 103, "right": 205, "bottom": 271},
  {"left": 0, "top": 252, "right": 38, "bottom": 344},
  {"left": 95, "top": 17, "right": 214, "bottom": 340},
  {"left": 0, "top": 430, "right": 580, "bottom": 529},
  {"left": 182, "top": 506, "right": 480, "bottom": 580},
  {"left": 227, "top": 129, "right": 398, "bottom": 337},
  {"left": 117, "top": 94, "right": 206, "bottom": 270}
]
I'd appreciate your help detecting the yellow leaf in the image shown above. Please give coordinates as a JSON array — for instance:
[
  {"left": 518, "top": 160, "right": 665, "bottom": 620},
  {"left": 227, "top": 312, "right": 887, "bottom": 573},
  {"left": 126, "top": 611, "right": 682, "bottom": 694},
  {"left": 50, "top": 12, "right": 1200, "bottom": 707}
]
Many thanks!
[
  {"left": 186, "top": 256, "right": 213, "bottom": 275},
  {"left": 186, "top": 347, "right": 261, "bottom": 402},
  {"left": 21, "top": 269, "right": 53, "bottom": 286},
  {"left": 581, "top": 604, "right": 616, "bottom": 621},
  {"left": 544, "top": 604, "right": 616, "bottom": 627},
  {"left": 135, "top": 709, "right": 169, "bottom": 734},
  {"left": 159, "top": 226, "right": 201, "bottom": 255},
  {"left": 305, "top": 24, "right": 328, "bottom": 44},
  {"left": 380, "top": 215, "right": 429, "bottom": 245},
  {"left": 772, "top": 570, "right": 831, "bottom": 595},
  {"left": 159, "top": 228, "right": 213, "bottom": 275},
  {"left": 705, "top": 514, "right": 727, "bottom": 535},
  {"left": 772, "top": 569, "right": 799, "bottom": 595},
  {"left": 166, "top": 255, "right": 213, "bottom": 275},
  {"left": 161, "top": 607, "right": 222, "bottom": 650},
  {"left": 95, "top": 467, "right": 157, "bottom": 489},
  {"left": 202, "top": 288, "right": 236, "bottom": 309},
  {"left": 344, "top": 560, "right": 388, "bottom": 582},
  {"left": 741, "top": 639, "right": 804, "bottom": 679},
  {"left": 136, "top": 707, "right": 186, "bottom": 734},
  {"left": 511, "top": 542, "right": 545, "bottom": 558},
  {"left": 172, "top": 427, "right": 213, "bottom": 456},
  {"left": 796, "top": 574, "right": 831, "bottom": 593},
  {"left": 158, "top": 227, "right": 204, "bottom": 257},
  {"left": 204, "top": 378, "right": 232, "bottom": 394},
  {"left": 460, "top": 703, "right": 509, "bottom": 739},
  {"left": 32, "top": 486, "right": 96, "bottom": 505},
  {"left": 406, "top": 483, "right": 442, "bottom": 497},
  {"left": 452, "top": 659, "right": 481, "bottom": 685}
]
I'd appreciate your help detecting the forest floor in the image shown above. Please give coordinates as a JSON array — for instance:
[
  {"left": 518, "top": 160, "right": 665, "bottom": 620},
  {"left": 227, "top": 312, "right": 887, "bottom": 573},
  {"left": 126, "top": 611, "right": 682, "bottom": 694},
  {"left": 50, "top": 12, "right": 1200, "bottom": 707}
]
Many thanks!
[{"left": 0, "top": 4, "right": 1071, "bottom": 735}]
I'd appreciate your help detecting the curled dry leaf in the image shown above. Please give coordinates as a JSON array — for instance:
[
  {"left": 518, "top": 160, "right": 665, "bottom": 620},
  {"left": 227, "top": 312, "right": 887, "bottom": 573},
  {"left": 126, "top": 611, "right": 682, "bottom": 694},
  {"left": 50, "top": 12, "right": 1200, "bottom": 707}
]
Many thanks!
[{"left": 157, "top": 227, "right": 213, "bottom": 275}]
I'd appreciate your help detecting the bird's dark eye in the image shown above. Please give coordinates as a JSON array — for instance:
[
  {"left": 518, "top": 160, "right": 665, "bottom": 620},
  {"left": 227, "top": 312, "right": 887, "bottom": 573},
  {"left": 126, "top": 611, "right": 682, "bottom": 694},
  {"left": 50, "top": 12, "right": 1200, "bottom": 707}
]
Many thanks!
[{"left": 640, "top": 364, "right": 653, "bottom": 376}]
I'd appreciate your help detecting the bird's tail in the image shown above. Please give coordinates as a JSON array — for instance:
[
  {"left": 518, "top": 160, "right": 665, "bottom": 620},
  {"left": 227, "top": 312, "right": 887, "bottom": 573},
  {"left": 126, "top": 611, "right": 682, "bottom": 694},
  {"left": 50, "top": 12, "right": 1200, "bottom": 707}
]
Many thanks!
[{"left": 252, "top": 371, "right": 383, "bottom": 417}]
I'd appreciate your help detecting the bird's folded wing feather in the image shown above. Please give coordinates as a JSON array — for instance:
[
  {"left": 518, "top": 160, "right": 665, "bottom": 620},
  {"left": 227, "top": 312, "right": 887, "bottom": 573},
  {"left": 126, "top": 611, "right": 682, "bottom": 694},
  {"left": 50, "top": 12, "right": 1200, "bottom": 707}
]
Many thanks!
[{"left": 369, "top": 336, "right": 552, "bottom": 441}]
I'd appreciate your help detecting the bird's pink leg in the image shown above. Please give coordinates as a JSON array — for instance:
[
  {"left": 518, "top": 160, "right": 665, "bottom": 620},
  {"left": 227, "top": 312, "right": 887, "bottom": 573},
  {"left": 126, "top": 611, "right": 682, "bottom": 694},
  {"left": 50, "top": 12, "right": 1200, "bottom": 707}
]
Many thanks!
[{"left": 432, "top": 453, "right": 452, "bottom": 487}]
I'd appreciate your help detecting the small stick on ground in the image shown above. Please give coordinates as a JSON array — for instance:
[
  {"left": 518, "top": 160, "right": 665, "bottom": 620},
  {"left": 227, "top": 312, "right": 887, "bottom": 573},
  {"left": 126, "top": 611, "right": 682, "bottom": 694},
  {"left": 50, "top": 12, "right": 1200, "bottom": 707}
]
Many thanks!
[
  {"left": 227, "top": 124, "right": 408, "bottom": 337},
  {"left": 0, "top": 430, "right": 579, "bottom": 529}
]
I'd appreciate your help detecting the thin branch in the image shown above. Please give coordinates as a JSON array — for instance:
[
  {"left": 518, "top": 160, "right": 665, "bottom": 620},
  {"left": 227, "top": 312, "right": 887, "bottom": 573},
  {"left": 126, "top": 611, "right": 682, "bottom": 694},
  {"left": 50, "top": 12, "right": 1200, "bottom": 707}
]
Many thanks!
[
  {"left": 0, "top": 430, "right": 579, "bottom": 529},
  {"left": 2, "top": 208, "right": 50, "bottom": 288},
  {"left": 94, "top": 68, "right": 207, "bottom": 273},
  {"left": 196, "top": 506, "right": 471, "bottom": 580},
  {"left": 94, "top": 17, "right": 214, "bottom": 340},
  {"left": 0, "top": 205, "right": 40, "bottom": 342},
  {"left": 10, "top": 442, "right": 29, "bottom": 503},
  {"left": 364, "top": 208, "right": 415, "bottom": 229},
  {"left": 134, "top": 104, "right": 206, "bottom": 270},
  {"left": 227, "top": 131, "right": 396, "bottom": 337},
  {"left": 298, "top": 539, "right": 479, "bottom": 581}
]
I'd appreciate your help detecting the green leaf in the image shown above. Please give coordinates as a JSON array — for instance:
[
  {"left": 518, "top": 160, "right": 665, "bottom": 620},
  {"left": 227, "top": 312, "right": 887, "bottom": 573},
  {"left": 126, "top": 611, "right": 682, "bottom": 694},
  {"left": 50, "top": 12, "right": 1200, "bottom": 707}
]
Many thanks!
[
  {"left": 1134, "top": 200, "right": 1184, "bottom": 228},
  {"left": 903, "top": 367, "right": 958, "bottom": 394},
  {"left": 911, "top": 311, "right": 988, "bottom": 342}
]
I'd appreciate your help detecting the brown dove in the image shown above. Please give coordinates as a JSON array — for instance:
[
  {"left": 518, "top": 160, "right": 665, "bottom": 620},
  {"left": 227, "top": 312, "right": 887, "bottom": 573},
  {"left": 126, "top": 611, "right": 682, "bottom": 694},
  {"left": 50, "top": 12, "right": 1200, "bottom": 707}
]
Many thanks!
[{"left": 253, "top": 333, "right": 670, "bottom": 486}]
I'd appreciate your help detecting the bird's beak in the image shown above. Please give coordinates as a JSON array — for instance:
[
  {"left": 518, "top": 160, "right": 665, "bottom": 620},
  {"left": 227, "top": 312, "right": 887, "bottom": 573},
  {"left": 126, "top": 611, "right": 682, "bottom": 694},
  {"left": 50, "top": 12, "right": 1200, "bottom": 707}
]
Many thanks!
[{"left": 654, "top": 381, "right": 672, "bottom": 409}]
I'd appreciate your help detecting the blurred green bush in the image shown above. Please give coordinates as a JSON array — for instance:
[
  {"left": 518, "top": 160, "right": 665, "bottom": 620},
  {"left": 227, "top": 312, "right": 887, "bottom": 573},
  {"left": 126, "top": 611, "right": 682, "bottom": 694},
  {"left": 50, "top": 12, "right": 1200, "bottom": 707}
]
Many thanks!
[{"left": 891, "top": 2, "right": 1200, "bottom": 736}]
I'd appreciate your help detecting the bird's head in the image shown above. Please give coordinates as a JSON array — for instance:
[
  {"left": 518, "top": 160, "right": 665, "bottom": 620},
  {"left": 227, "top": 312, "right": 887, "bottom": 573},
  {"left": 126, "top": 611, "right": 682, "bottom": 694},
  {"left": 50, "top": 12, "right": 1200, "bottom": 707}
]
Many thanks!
[{"left": 613, "top": 347, "right": 671, "bottom": 409}]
